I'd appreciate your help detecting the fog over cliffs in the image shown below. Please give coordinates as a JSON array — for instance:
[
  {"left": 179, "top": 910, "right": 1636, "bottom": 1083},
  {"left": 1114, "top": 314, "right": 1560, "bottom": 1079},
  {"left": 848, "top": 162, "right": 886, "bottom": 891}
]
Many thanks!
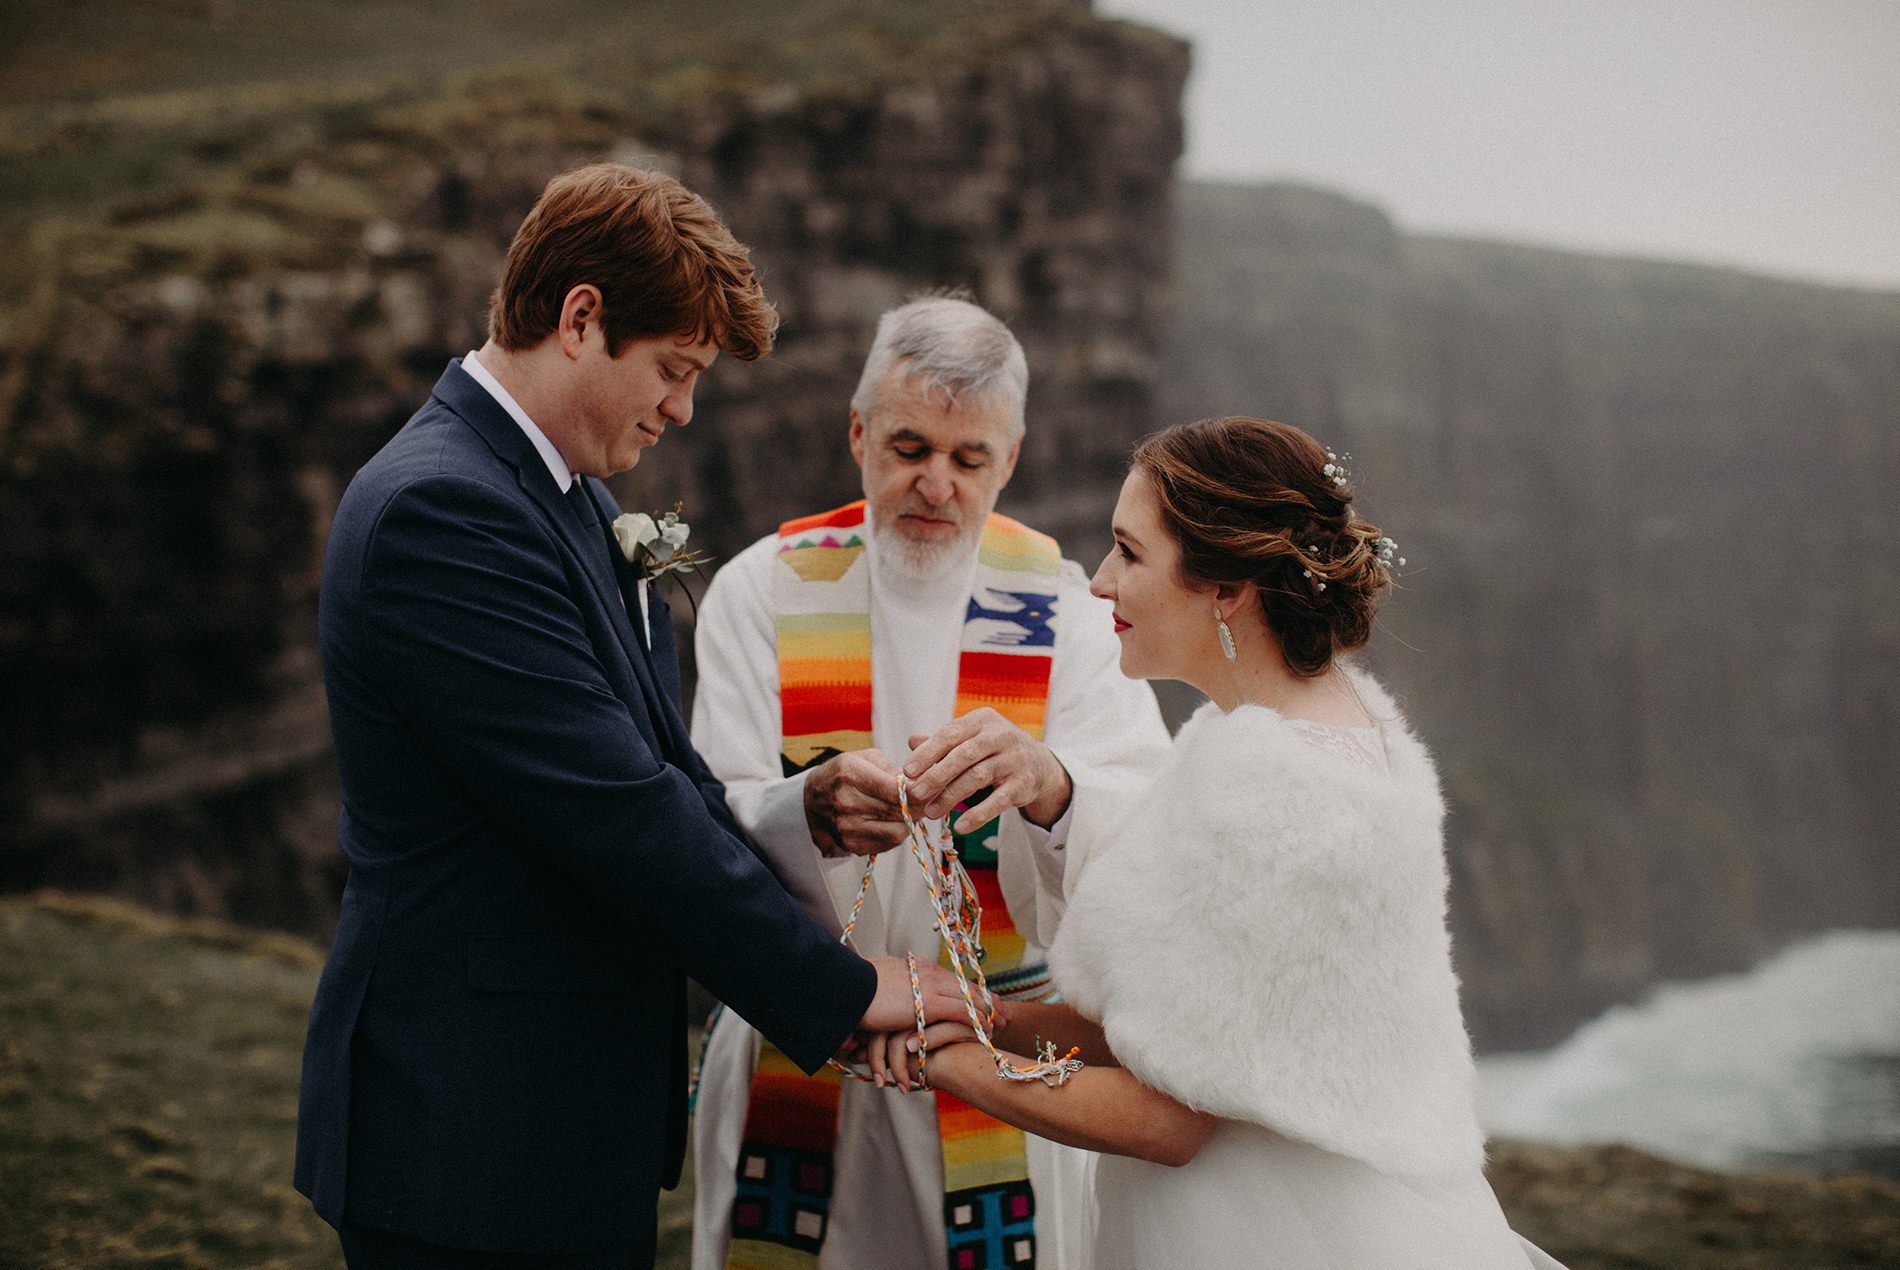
[
  {"left": 2, "top": 4, "right": 1894, "bottom": 1051},
  {"left": 1161, "top": 181, "right": 1900, "bottom": 1045}
]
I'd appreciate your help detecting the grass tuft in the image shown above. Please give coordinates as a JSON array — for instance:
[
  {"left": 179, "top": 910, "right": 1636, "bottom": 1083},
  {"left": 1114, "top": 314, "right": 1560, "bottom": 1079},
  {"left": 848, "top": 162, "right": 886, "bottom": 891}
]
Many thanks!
[
  {"left": 6, "top": 889, "right": 1896, "bottom": 1268},
  {"left": 0, "top": 890, "right": 706, "bottom": 1268},
  {"left": 0, "top": 891, "right": 340, "bottom": 1268}
]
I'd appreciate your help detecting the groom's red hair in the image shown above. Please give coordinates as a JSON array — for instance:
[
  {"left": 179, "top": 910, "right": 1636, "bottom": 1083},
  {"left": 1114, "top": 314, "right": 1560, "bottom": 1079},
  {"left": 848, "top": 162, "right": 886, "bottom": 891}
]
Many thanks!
[{"left": 487, "top": 163, "right": 778, "bottom": 361}]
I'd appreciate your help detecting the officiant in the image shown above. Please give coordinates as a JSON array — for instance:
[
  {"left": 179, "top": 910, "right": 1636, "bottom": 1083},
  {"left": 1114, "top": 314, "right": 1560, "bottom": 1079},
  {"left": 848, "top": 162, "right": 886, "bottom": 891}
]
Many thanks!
[{"left": 688, "top": 295, "right": 1171, "bottom": 1270}]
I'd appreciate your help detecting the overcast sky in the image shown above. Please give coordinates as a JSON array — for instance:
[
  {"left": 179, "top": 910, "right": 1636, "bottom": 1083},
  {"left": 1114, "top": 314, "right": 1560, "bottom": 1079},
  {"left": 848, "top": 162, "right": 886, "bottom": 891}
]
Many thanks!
[{"left": 1094, "top": 0, "right": 1900, "bottom": 291}]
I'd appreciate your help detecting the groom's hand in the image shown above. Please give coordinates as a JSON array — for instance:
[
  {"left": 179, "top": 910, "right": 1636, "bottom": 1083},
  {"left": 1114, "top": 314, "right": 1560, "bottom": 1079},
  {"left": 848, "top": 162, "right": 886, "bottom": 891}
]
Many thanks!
[
  {"left": 804, "top": 749, "right": 909, "bottom": 857},
  {"left": 858, "top": 956, "right": 975, "bottom": 1034}
]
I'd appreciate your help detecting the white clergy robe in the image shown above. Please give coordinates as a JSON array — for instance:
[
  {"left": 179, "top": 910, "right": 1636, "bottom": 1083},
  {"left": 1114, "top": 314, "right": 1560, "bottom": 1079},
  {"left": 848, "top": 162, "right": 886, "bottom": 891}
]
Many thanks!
[{"left": 688, "top": 525, "right": 1172, "bottom": 1270}]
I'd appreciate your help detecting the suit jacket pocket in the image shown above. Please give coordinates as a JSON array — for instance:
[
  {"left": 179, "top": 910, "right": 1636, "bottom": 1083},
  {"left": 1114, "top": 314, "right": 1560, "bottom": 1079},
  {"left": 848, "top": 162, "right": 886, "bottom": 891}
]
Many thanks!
[{"left": 466, "top": 933, "right": 621, "bottom": 994}]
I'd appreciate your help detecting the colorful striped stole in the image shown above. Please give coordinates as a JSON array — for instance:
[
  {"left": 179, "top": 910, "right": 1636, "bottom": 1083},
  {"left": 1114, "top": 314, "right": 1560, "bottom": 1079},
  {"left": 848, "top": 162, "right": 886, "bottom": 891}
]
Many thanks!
[{"left": 727, "top": 501, "right": 1059, "bottom": 1270}]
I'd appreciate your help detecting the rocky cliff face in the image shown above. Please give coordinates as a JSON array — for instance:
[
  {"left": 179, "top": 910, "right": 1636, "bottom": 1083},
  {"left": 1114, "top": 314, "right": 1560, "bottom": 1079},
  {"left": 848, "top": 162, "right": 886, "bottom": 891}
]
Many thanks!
[
  {"left": 1161, "top": 181, "right": 1900, "bottom": 1047},
  {"left": 7, "top": 11, "right": 1894, "bottom": 1055},
  {"left": 0, "top": 11, "right": 1189, "bottom": 934}
]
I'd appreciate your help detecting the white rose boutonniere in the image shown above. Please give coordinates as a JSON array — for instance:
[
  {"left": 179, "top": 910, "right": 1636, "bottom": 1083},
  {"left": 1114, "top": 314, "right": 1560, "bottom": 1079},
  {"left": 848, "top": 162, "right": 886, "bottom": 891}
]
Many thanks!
[{"left": 611, "top": 503, "right": 706, "bottom": 584}]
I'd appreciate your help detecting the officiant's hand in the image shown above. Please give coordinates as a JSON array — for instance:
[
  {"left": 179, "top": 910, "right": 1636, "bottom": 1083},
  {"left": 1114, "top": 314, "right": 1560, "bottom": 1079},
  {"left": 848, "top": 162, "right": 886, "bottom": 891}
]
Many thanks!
[
  {"left": 905, "top": 708, "right": 1073, "bottom": 833},
  {"left": 858, "top": 955, "right": 971, "bottom": 1035},
  {"left": 804, "top": 749, "right": 908, "bottom": 857}
]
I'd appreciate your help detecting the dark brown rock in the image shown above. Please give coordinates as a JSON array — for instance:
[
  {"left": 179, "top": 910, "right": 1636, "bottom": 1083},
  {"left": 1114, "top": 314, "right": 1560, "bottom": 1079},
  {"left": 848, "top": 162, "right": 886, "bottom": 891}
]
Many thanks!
[{"left": 0, "top": 12, "right": 1189, "bottom": 940}]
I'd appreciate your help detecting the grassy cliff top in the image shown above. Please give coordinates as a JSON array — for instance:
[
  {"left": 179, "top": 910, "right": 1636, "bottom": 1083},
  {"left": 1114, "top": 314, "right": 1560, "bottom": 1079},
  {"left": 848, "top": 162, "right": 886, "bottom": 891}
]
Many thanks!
[
  {"left": 4, "top": 890, "right": 1899, "bottom": 1268},
  {"left": 0, "top": 1, "right": 1150, "bottom": 319},
  {"left": 0, "top": 0, "right": 978, "bottom": 106},
  {"left": 0, "top": 0, "right": 1092, "bottom": 225}
]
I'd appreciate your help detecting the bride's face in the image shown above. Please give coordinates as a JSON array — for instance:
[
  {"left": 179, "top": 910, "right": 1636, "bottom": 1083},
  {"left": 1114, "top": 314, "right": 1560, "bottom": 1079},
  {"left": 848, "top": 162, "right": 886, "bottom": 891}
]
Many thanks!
[{"left": 1090, "top": 471, "right": 1216, "bottom": 684}]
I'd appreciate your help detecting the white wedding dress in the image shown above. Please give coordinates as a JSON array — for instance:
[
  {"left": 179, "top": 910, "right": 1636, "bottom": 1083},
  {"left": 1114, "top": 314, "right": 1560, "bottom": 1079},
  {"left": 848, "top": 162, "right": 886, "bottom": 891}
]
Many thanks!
[
  {"left": 1090, "top": 1124, "right": 1558, "bottom": 1269},
  {"left": 1050, "top": 688, "right": 1567, "bottom": 1269}
]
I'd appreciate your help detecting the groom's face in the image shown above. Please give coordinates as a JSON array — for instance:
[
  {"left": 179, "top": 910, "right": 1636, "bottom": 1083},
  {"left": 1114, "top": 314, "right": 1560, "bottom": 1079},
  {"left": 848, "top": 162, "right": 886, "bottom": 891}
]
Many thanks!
[
  {"left": 566, "top": 329, "right": 719, "bottom": 478},
  {"left": 849, "top": 365, "right": 1021, "bottom": 581}
]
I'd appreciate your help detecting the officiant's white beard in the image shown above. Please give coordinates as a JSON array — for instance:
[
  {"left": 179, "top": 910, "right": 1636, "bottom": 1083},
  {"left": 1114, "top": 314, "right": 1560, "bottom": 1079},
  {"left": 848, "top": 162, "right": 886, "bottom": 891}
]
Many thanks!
[{"left": 867, "top": 510, "right": 980, "bottom": 585}]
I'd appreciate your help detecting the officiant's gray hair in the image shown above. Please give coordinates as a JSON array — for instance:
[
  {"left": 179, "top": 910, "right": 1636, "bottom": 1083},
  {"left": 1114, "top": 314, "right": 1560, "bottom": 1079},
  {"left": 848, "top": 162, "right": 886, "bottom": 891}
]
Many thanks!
[{"left": 851, "top": 294, "right": 1029, "bottom": 440}]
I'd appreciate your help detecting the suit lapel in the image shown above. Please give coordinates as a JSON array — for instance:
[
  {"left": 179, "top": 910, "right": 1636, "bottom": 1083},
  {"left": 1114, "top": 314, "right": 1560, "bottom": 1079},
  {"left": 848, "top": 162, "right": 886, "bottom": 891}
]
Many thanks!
[
  {"left": 432, "top": 361, "right": 676, "bottom": 761},
  {"left": 565, "top": 477, "right": 655, "bottom": 678},
  {"left": 590, "top": 482, "right": 702, "bottom": 764}
]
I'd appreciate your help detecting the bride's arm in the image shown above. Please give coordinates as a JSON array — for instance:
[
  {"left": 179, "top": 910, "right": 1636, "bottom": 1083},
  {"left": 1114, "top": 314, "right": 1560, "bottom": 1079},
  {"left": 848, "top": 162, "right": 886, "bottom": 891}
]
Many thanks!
[
  {"left": 874, "top": 1019, "right": 1219, "bottom": 1167},
  {"left": 986, "top": 1000, "right": 1120, "bottom": 1069}
]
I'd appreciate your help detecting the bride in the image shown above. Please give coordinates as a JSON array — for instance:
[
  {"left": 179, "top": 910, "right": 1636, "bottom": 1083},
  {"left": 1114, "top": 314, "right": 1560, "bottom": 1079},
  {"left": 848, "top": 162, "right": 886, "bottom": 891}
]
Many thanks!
[{"left": 874, "top": 416, "right": 1565, "bottom": 1269}]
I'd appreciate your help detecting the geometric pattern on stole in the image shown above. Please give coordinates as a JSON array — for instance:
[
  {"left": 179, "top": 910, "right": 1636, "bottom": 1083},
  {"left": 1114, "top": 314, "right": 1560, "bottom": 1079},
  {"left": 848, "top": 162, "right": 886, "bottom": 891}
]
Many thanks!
[
  {"left": 732, "top": 501, "right": 1060, "bottom": 1269},
  {"left": 938, "top": 511, "right": 1059, "bottom": 1270},
  {"left": 728, "top": 1045, "right": 841, "bottom": 1269}
]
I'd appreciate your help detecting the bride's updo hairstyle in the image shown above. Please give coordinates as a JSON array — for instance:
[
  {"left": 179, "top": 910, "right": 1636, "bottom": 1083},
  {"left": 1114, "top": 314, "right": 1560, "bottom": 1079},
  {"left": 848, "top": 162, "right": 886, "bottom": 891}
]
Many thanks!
[{"left": 1132, "top": 416, "right": 1394, "bottom": 676}]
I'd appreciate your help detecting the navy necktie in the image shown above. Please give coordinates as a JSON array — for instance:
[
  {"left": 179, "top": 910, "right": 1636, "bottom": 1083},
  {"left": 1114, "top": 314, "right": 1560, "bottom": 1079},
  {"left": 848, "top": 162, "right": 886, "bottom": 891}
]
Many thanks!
[
  {"left": 566, "top": 477, "right": 601, "bottom": 532},
  {"left": 568, "top": 477, "right": 651, "bottom": 647},
  {"left": 568, "top": 478, "right": 627, "bottom": 587}
]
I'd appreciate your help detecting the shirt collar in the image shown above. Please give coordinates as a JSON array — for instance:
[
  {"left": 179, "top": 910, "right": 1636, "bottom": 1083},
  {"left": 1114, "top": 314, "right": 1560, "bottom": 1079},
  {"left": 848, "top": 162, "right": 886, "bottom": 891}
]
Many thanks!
[{"left": 463, "top": 350, "right": 573, "bottom": 493}]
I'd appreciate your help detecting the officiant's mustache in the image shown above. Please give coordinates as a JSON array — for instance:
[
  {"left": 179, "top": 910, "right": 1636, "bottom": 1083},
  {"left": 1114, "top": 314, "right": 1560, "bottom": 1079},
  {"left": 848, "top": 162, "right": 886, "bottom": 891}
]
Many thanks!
[{"left": 894, "top": 496, "right": 961, "bottom": 528}]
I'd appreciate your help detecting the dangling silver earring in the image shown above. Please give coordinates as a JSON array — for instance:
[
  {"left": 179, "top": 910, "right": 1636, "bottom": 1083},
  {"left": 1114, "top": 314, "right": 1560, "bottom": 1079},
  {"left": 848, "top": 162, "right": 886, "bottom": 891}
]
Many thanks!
[{"left": 1215, "top": 607, "right": 1238, "bottom": 662}]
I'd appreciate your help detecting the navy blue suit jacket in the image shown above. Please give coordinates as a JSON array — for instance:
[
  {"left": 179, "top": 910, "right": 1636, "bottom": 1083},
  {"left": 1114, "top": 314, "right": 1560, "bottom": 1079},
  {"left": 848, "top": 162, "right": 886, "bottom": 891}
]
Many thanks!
[{"left": 294, "top": 361, "right": 874, "bottom": 1258}]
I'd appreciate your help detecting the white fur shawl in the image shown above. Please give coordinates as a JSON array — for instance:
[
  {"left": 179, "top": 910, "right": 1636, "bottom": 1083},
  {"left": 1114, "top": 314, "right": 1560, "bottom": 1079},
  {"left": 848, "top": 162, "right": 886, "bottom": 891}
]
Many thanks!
[{"left": 1049, "top": 672, "right": 1486, "bottom": 1179}]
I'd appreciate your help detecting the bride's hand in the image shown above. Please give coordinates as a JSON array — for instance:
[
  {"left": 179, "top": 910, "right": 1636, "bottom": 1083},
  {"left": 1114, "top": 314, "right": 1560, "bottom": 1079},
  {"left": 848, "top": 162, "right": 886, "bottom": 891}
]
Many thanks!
[
  {"left": 861, "top": 1020, "right": 981, "bottom": 1092},
  {"left": 863, "top": 1028, "right": 911, "bottom": 1090},
  {"left": 906, "top": 1020, "right": 987, "bottom": 1092}
]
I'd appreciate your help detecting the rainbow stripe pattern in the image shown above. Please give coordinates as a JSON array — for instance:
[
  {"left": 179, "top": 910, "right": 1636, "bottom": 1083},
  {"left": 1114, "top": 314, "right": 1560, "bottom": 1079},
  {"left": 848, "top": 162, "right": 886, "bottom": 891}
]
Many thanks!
[
  {"left": 730, "top": 502, "right": 1061, "bottom": 1269},
  {"left": 775, "top": 503, "right": 874, "bottom": 775}
]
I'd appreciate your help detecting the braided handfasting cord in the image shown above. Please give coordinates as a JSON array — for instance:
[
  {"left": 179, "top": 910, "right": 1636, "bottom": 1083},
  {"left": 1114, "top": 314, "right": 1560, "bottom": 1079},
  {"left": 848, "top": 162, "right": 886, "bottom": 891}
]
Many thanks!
[
  {"left": 826, "top": 774, "right": 1083, "bottom": 1090},
  {"left": 907, "top": 951, "right": 929, "bottom": 1090}
]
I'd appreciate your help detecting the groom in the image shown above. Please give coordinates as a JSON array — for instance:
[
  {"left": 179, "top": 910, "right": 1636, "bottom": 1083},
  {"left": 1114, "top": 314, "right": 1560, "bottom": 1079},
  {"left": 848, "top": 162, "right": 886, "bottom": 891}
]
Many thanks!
[{"left": 294, "top": 163, "right": 955, "bottom": 1269}]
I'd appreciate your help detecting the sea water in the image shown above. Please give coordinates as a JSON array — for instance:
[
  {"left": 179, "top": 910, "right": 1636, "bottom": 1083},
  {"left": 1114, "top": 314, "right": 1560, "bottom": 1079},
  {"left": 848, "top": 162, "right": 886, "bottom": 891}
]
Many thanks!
[{"left": 1475, "top": 928, "right": 1900, "bottom": 1180}]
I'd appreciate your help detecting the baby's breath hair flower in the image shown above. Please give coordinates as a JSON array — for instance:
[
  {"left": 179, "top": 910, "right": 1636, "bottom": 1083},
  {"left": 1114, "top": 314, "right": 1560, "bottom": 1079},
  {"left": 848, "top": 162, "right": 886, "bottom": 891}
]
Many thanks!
[{"left": 1322, "top": 451, "right": 1351, "bottom": 489}]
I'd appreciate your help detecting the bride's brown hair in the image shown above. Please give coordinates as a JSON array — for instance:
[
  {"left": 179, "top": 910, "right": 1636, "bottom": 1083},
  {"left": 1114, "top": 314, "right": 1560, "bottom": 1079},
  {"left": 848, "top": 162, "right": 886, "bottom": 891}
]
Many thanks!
[{"left": 1131, "top": 416, "right": 1393, "bottom": 676}]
